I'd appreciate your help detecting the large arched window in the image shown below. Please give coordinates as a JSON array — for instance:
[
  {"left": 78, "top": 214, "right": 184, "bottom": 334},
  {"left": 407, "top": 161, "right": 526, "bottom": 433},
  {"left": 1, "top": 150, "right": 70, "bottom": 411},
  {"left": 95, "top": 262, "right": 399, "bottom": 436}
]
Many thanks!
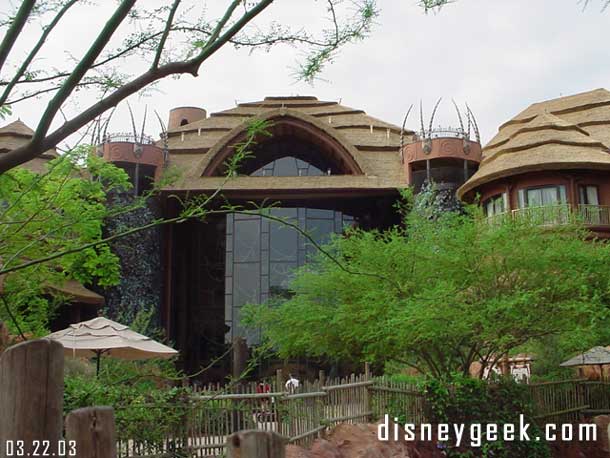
[
  {"left": 251, "top": 156, "right": 325, "bottom": 177},
  {"left": 238, "top": 137, "right": 342, "bottom": 176}
]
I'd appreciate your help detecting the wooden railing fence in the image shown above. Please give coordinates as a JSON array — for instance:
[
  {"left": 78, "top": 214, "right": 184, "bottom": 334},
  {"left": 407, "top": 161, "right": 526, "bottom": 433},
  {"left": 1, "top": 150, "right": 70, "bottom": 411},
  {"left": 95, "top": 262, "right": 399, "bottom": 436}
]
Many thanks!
[
  {"left": 529, "top": 379, "right": 610, "bottom": 423},
  {"left": 2, "top": 339, "right": 609, "bottom": 458}
]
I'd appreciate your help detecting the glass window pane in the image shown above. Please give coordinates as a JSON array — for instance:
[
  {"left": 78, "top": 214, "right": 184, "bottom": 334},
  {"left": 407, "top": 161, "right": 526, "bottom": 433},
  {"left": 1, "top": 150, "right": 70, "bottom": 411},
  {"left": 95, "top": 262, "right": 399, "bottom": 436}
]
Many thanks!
[
  {"left": 541, "top": 187, "right": 558, "bottom": 205},
  {"left": 307, "top": 208, "right": 333, "bottom": 219},
  {"left": 587, "top": 186, "right": 599, "bottom": 205},
  {"left": 307, "top": 218, "right": 335, "bottom": 251},
  {"left": 273, "top": 156, "right": 299, "bottom": 176},
  {"left": 485, "top": 200, "right": 494, "bottom": 216},
  {"left": 250, "top": 156, "right": 326, "bottom": 176},
  {"left": 518, "top": 189, "right": 526, "bottom": 208},
  {"left": 270, "top": 223, "right": 298, "bottom": 261},
  {"left": 234, "top": 219, "right": 261, "bottom": 262},
  {"left": 527, "top": 189, "right": 542, "bottom": 207},
  {"left": 270, "top": 262, "right": 298, "bottom": 290},
  {"left": 558, "top": 185, "right": 567, "bottom": 203},
  {"left": 234, "top": 263, "right": 260, "bottom": 306}
]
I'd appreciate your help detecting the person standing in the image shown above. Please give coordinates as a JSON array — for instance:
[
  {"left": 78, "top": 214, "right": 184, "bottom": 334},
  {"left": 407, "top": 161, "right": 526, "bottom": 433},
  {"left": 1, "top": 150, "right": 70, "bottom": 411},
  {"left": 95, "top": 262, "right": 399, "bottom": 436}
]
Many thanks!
[{"left": 285, "top": 373, "right": 300, "bottom": 394}]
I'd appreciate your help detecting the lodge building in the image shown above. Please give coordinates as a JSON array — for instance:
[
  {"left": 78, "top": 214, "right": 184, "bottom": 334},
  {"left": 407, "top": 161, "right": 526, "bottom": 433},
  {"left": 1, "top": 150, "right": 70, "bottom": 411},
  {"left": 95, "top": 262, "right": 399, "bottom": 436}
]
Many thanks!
[{"left": 2, "top": 88, "right": 610, "bottom": 378}]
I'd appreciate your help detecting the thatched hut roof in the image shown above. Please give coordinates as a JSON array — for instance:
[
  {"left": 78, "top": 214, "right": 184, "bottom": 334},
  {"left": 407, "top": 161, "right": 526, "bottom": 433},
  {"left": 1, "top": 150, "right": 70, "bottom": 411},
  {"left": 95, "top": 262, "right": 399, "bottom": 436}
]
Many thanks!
[
  {"left": 164, "top": 96, "right": 409, "bottom": 192},
  {"left": 560, "top": 346, "right": 610, "bottom": 367},
  {"left": 458, "top": 88, "right": 610, "bottom": 199},
  {"left": 0, "top": 119, "right": 35, "bottom": 137},
  {"left": 45, "top": 279, "right": 105, "bottom": 306},
  {"left": 0, "top": 119, "right": 58, "bottom": 173}
]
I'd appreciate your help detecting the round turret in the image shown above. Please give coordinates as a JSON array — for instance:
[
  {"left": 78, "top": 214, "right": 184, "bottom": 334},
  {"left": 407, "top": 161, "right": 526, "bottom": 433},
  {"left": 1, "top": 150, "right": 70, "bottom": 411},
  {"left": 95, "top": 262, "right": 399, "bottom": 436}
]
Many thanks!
[
  {"left": 99, "top": 133, "right": 165, "bottom": 195},
  {"left": 168, "top": 106, "right": 207, "bottom": 130},
  {"left": 401, "top": 100, "right": 483, "bottom": 193}
]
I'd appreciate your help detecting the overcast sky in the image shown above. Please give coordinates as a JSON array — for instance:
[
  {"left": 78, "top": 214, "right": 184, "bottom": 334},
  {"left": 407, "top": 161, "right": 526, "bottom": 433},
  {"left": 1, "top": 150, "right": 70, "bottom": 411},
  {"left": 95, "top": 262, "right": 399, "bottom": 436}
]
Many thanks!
[{"left": 3, "top": 0, "right": 610, "bottom": 146}]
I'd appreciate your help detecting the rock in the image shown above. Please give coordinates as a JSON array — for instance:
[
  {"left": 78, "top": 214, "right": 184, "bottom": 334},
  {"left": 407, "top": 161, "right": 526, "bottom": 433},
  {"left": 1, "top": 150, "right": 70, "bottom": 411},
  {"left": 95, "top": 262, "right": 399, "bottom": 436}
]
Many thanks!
[
  {"left": 285, "top": 424, "right": 443, "bottom": 458},
  {"left": 593, "top": 415, "right": 610, "bottom": 456}
]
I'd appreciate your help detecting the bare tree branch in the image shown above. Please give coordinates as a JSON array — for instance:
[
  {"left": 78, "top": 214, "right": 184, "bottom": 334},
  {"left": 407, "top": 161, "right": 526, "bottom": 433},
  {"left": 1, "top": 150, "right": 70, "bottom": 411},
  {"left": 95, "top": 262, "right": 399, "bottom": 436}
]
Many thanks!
[
  {"left": 0, "top": 0, "right": 79, "bottom": 108},
  {"left": 0, "top": 0, "right": 275, "bottom": 173},
  {"left": 151, "top": 0, "right": 182, "bottom": 70},
  {"left": 0, "top": 0, "right": 36, "bottom": 74},
  {"left": 31, "top": 0, "right": 137, "bottom": 147}
]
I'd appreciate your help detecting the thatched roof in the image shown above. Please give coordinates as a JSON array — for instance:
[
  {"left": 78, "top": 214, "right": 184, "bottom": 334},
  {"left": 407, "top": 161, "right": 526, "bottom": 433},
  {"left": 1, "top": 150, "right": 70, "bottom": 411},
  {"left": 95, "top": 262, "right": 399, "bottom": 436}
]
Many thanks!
[
  {"left": 560, "top": 346, "right": 610, "bottom": 367},
  {"left": 458, "top": 88, "right": 610, "bottom": 198},
  {"left": 44, "top": 279, "right": 105, "bottom": 306},
  {"left": 0, "top": 119, "right": 35, "bottom": 137},
  {"left": 164, "top": 96, "right": 408, "bottom": 192},
  {"left": 0, "top": 119, "right": 58, "bottom": 173}
]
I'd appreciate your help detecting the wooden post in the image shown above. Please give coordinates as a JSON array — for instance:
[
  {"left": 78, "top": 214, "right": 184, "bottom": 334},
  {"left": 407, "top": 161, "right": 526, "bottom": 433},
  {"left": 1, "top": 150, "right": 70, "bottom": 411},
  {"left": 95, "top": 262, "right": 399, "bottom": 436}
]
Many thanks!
[
  {"left": 318, "top": 370, "right": 326, "bottom": 387},
  {"left": 364, "top": 363, "right": 371, "bottom": 421},
  {"left": 227, "top": 430, "right": 285, "bottom": 458},
  {"left": 0, "top": 339, "right": 64, "bottom": 458},
  {"left": 65, "top": 407, "right": 117, "bottom": 458},
  {"left": 275, "top": 369, "right": 284, "bottom": 436},
  {"left": 0, "top": 321, "right": 9, "bottom": 350},
  {"left": 232, "top": 336, "right": 248, "bottom": 380}
]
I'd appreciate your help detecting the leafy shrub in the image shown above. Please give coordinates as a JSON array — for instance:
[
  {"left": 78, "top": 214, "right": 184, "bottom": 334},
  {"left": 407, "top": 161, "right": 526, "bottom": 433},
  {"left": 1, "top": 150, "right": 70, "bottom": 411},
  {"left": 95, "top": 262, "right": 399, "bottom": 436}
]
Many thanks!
[
  {"left": 423, "top": 374, "right": 550, "bottom": 458},
  {"left": 64, "top": 358, "right": 188, "bottom": 455}
]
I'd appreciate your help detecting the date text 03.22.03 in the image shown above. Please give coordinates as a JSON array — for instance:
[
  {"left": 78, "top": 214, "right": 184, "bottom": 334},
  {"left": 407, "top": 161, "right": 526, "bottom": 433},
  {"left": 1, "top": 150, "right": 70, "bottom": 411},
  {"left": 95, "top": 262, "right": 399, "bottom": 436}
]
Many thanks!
[{"left": 4, "top": 440, "right": 76, "bottom": 457}]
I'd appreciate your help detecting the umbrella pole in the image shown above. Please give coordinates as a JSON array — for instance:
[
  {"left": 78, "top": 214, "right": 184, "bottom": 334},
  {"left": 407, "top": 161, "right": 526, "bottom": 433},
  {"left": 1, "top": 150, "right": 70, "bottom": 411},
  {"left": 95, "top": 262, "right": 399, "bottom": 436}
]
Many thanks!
[{"left": 96, "top": 350, "right": 101, "bottom": 377}]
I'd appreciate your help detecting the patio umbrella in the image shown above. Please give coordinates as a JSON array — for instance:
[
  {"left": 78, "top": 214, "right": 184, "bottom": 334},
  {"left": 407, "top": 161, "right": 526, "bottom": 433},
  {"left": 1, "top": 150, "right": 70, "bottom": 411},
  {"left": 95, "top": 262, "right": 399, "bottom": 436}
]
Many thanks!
[
  {"left": 47, "top": 316, "right": 178, "bottom": 375},
  {"left": 560, "top": 346, "right": 610, "bottom": 380}
]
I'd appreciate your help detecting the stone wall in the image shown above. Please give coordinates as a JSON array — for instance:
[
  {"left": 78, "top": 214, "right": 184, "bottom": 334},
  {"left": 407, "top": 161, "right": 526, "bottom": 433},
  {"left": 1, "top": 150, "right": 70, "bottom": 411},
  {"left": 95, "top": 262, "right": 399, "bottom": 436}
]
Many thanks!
[{"left": 100, "top": 193, "right": 162, "bottom": 327}]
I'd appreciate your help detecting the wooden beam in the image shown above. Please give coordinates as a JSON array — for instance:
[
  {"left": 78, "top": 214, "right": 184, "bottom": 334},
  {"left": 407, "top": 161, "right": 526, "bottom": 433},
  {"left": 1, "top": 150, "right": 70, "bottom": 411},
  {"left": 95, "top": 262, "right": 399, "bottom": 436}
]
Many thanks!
[{"left": 0, "top": 339, "right": 64, "bottom": 458}]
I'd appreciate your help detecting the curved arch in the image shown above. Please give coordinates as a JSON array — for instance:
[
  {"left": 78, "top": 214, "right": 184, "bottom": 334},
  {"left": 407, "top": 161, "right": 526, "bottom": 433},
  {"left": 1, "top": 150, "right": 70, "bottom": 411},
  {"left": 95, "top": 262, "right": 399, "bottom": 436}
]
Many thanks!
[{"left": 200, "top": 109, "right": 365, "bottom": 177}]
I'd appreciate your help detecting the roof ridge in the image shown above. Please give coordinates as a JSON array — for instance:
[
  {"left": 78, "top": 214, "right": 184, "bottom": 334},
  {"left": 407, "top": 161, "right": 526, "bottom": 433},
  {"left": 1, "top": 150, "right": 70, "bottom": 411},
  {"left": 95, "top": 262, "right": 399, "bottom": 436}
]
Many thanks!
[{"left": 0, "top": 119, "right": 35, "bottom": 137}]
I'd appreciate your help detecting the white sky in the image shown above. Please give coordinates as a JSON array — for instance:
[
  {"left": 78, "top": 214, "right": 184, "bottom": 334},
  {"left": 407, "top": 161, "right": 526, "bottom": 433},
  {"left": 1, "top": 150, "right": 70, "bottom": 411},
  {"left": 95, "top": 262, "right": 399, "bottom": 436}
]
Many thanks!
[{"left": 2, "top": 0, "right": 610, "bottom": 146}]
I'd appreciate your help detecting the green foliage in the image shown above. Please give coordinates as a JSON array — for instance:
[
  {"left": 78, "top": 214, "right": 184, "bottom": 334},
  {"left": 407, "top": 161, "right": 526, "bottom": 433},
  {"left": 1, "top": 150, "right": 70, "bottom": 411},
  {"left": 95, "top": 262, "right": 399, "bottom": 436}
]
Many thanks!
[
  {"left": 424, "top": 375, "right": 550, "bottom": 458},
  {"left": 64, "top": 358, "right": 188, "bottom": 455},
  {"left": 0, "top": 148, "right": 132, "bottom": 335},
  {"left": 114, "top": 304, "right": 167, "bottom": 343},
  {"left": 0, "top": 105, "right": 11, "bottom": 119},
  {"left": 244, "top": 191, "right": 610, "bottom": 378}
]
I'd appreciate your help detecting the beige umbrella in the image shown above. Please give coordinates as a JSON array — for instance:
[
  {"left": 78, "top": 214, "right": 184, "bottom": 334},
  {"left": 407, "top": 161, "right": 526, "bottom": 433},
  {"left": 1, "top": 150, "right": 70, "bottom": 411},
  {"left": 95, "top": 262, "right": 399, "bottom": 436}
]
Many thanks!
[{"left": 47, "top": 316, "right": 178, "bottom": 374}]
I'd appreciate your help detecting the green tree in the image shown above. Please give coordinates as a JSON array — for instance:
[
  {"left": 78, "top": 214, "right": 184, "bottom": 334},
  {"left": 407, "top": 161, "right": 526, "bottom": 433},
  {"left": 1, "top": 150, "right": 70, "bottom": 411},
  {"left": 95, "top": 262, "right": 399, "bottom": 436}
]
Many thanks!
[
  {"left": 0, "top": 117, "right": 272, "bottom": 338},
  {"left": 0, "top": 147, "right": 132, "bottom": 335},
  {"left": 244, "top": 194, "right": 610, "bottom": 378}
]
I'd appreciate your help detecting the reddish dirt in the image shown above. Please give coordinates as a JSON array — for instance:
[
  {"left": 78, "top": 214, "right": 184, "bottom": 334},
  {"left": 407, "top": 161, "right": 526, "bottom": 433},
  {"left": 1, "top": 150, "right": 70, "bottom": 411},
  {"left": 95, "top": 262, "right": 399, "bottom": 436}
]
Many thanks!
[
  {"left": 286, "top": 424, "right": 442, "bottom": 458},
  {"left": 285, "top": 423, "right": 609, "bottom": 458}
]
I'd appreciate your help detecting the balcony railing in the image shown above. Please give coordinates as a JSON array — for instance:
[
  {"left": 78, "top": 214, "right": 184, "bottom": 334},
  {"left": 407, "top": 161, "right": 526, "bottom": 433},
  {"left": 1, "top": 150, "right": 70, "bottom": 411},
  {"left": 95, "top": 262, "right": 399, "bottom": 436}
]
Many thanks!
[{"left": 486, "top": 204, "right": 610, "bottom": 228}]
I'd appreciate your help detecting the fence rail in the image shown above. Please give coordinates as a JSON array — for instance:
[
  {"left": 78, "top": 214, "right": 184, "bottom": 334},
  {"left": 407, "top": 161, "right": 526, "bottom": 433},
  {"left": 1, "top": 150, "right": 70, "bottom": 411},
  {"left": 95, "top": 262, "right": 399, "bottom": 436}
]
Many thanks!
[
  {"left": 486, "top": 204, "right": 610, "bottom": 227},
  {"left": 113, "top": 375, "right": 610, "bottom": 458}
]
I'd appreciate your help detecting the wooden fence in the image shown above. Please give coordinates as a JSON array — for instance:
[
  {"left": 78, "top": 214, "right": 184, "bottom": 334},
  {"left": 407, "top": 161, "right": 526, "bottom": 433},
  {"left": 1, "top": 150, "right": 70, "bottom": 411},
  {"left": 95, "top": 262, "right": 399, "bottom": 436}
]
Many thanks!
[
  {"left": 529, "top": 378, "right": 610, "bottom": 424},
  {"left": 2, "top": 339, "right": 609, "bottom": 458},
  {"left": 114, "top": 375, "right": 610, "bottom": 458},
  {"left": 115, "top": 373, "right": 376, "bottom": 457}
]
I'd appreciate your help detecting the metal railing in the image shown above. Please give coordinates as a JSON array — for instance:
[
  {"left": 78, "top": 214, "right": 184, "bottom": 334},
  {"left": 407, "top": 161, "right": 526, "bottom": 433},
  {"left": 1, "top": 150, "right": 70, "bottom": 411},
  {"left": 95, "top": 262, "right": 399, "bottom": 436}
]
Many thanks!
[
  {"left": 486, "top": 204, "right": 610, "bottom": 228},
  {"left": 103, "top": 132, "right": 156, "bottom": 145},
  {"left": 577, "top": 204, "right": 610, "bottom": 226}
]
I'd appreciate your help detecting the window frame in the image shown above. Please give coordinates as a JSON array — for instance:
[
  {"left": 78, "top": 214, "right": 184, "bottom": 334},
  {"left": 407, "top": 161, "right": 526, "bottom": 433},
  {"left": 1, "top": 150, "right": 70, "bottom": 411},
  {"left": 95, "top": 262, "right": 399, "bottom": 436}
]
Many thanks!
[
  {"left": 578, "top": 184, "right": 600, "bottom": 205},
  {"left": 517, "top": 184, "right": 567, "bottom": 208},
  {"left": 483, "top": 192, "right": 508, "bottom": 217}
]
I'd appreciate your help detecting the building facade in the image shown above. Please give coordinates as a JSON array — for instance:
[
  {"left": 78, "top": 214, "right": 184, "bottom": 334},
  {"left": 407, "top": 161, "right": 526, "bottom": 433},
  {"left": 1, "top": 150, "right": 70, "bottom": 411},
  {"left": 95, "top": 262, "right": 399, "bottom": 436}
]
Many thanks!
[
  {"left": 157, "top": 96, "right": 484, "bottom": 375},
  {"left": 459, "top": 88, "right": 610, "bottom": 237},
  {"left": 4, "top": 88, "right": 609, "bottom": 378}
]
